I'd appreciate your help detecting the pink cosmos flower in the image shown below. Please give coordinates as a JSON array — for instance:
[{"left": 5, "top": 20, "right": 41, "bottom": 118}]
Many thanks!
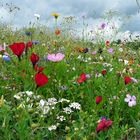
[
  {"left": 92, "top": 51, "right": 97, "bottom": 55},
  {"left": 47, "top": 53, "right": 65, "bottom": 62}
]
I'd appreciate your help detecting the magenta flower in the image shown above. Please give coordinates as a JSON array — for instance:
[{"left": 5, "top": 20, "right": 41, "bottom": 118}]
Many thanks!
[
  {"left": 96, "top": 117, "right": 112, "bottom": 133},
  {"left": 47, "top": 53, "right": 65, "bottom": 62},
  {"left": 108, "top": 48, "right": 114, "bottom": 54}
]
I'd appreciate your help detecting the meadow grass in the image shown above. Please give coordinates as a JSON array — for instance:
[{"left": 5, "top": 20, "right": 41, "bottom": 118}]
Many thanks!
[{"left": 0, "top": 22, "right": 140, "bottom": 140}]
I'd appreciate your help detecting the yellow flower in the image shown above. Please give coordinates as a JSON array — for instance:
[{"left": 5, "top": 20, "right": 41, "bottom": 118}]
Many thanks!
[
  {"left": 51, "top": 13, "right": 60, "bottom": 19},
  {"left": 79, "top": 47, "right": 85, "bottom": 53},
  {"left": 129, "top": 58, "right": 134, "bottom": 65}
]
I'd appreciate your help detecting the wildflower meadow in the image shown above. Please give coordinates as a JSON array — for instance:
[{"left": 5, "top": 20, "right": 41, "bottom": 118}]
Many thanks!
[{"left": 0, "top": 1, "right": 140, "bottom": 140}]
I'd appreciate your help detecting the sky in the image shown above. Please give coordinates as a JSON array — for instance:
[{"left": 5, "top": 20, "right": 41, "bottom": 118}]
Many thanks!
[{"left": 0, "top": 0, "right": 140, "bottom": 33}]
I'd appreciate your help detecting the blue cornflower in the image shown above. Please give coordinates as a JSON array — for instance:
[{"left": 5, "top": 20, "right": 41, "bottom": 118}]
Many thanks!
[
  {"left": 32, "top": 40, "right": 40, "bottom": 45},
  {"left": 3, "top": 55, "right": 10, "bottom": 62},
  {"left": 25, "top": 32, "right": 32, "bottom": 36}
]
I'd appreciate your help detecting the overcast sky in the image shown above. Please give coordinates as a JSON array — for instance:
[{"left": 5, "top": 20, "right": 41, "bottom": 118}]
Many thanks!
[{"left": 0, "top": 0, "right": 140, "bottom": 32}]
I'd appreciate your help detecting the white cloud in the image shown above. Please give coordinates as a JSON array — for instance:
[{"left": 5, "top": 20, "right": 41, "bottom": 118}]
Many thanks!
[{"left": 1, "top": 0, "right": 140, "bottom": 32}]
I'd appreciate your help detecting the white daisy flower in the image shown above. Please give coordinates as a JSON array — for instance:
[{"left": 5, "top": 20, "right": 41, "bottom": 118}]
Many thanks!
[
  {"left": 39, "top": 99, "right": 46, "bottom": 107},
  {"left": 26, "top": 91, "right": 33, "bottom": 97},
  {"left": 124, "top": 60, "right": 129, "bottom": 65},
  {"left": 48, "top": 125, "right": 57, "bottom": 131},
  {"left": 69, "top": 102, "right": 81, "bottom": 110},
  {"left": 47, "top": 98, "right": 57, "bottom": 106},
  {"left": 57, "top": 116, "right": 66, "bottom": 122},
  {"left": 14, "top": 95, "right": 21, "bottom": 100},
  {"left": 42, "top": 106, "right": 50, "bottom": 114},
  {"left": 63, "top": 107, "right": 73, "bottom": 114}
]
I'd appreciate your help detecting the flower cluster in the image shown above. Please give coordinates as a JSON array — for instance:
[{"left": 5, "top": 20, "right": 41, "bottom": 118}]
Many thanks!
[{"left": 13, "top": 91, "right": 81, "bottom": 131}]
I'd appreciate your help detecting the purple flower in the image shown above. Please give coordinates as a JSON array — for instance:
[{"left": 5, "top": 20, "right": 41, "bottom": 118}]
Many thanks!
[
  {"left": 108, "top": 48, "right": 114, "bottom": 54},
  {"left": 92, "top": 51, "right": 97, "bottom": 55},
  {"left": 3, "top": 55, "right": 11, "bottom": 62},
  {"left": 101, "top": 23, "right": 106, "bottom": 29},
  {"left": 86, "top": 74, "right": 91, "bottom": 79},
  {"left": 131, "top": 77, "right": 138, "bottom": 83},
  {"left": 47, "top": 53, "right": 65, "bottom": 62},
  {"left": 124, "top": 94, "right": 136, "bottom": 107}
]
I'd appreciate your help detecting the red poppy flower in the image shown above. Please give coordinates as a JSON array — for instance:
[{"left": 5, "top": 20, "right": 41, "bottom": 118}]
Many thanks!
[
  {"left": 30, "top": 53, "right": 39, "bottom": 66},
  {"left": 55, "top": 29, "right": 61, "bottom": 35},
  {"left": 35, "top": 73, "right": 48, "bottom": 87},
  {"left": 106, "top": 40, "right": 110, "bottom": 46},
  {"left": 34, "top": 65, "right": 45, "bottom": 73},
  {"left": 96, "top": 96, "right": 102, "bottom": 104},
  {"left": 77, "top": 73, "right": 87, "bottom": 84},
  {"left": 26, "top": 41, "right": 33, "bottom": 49},
  {"left": 102, "top": 69, "right": 107, "bottom": 76},
  {"left": 124, "top": 76, "right": 132, "bottom": 85},
  {"left": 96, "top": 118, "right": 113, "bottom": 133},
  {"left": 9, "top": 42, "right": 25, "bottom": 60}
]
